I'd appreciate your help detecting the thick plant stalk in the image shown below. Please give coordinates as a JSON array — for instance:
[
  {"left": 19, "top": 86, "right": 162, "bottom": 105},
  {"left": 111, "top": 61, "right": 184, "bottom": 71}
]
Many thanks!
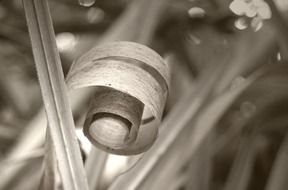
[
  {"left": 0, "top": 77, "right": 94, "bottom": 190},
  {"left": 22, "top": 0, "right": 89, "bottom": 190}
]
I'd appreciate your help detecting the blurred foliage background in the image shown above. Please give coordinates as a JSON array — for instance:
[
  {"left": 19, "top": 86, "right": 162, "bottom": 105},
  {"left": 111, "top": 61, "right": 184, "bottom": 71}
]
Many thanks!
[{"left": 0, "top": 0, "right": 288, "bottom": 190}]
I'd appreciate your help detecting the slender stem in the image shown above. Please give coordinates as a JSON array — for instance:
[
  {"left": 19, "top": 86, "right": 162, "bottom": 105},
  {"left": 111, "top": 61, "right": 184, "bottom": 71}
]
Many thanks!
[
  {"left": 266, "top": 133, "right": 288, "bottom": 190},
  {"left": 22, "top": 0, "right": 89, "bottom": 189},
  {"left": 39, "top": 129, "right": 57, "bottom": 190},
  {"left": 223, "top": 137, "right": 259, "bottom": 190},
  {"left": 85, "top": 147, "right": 108, "bottom": 190}
]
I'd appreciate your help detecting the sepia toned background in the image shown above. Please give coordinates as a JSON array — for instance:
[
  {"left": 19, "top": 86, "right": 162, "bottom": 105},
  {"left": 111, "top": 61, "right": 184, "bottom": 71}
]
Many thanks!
[{"left": 0, "top": 0, "right": 288, "bottom": 189}]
